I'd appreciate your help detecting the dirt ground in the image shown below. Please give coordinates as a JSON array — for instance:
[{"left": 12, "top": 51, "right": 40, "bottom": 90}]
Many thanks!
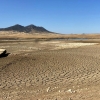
[{"left": 0, "top": 38, "right": 100, "bottom": 100}]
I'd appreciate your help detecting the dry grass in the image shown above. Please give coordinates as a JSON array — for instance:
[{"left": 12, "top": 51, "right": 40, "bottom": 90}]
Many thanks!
[{"left": 1, "top": 31, "right": 100, "bottom": 39}]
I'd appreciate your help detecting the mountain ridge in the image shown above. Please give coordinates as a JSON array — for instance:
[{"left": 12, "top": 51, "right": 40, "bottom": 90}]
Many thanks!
[{"left": 0, "top": 24, "right": 51, "bottom": 33}]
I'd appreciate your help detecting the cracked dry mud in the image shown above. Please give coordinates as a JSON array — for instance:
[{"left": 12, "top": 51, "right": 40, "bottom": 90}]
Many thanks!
[{"left": 0, "top": 40, "right": 100, "bottom": 100}]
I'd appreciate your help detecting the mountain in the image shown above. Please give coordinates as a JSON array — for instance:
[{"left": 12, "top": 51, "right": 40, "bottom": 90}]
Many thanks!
[{"left": 0, "top": 24, "right": 51, "bottom": 33}]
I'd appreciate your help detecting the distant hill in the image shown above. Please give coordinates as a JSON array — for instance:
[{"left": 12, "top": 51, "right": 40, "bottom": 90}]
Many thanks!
[{"left": 0, "top": 24, "right": 51, "bottom": 33}]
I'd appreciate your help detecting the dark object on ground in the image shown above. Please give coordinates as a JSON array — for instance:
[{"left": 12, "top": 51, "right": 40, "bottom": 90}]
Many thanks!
[{"left": 0, "top": 49, "right": 9, "bottom": 58}]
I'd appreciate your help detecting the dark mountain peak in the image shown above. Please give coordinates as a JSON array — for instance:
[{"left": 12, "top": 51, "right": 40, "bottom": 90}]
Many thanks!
[
  {"left": 5, "top": 24, "right": 25, "bottom": 32},
  {"left": 0, "top": 24, "right": 51, "bottom": 33},
  {"left": 13, "top": 24, "right": 24, "bottom": 27},
  {"left": 9, "top": 24, "right": 25, "bottom": 29},
  {"left": 26, "top": 24, "right": 36, "bottom": 27},
  {"left": 25, "top": 24, "right": 37, "bottom": 29}
]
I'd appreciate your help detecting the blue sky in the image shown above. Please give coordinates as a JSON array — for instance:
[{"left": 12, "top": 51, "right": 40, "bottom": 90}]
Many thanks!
[{"left": 0, "top": 0, "right": 100, "bottom": 34}]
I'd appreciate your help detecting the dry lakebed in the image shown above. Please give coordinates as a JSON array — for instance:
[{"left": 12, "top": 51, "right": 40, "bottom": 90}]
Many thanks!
[{"left": 0, "top": 38, "right": 100, "bottom": 100}]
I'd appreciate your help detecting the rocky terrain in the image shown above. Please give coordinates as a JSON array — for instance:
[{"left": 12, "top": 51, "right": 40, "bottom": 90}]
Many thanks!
[{"left": 0, "top": 38, "right": 100, "bottom": 100}]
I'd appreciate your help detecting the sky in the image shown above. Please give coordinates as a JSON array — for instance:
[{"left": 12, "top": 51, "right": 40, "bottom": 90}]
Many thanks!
[{"left": 0, "top": 0, "right": 100, "bottom": 34}]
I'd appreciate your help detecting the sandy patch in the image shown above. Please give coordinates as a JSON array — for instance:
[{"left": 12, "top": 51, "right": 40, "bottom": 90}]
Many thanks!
[
  {"left": 54, "top": 43, "right": 98, "bottom": 49},
  {"left": 40, "top": 41, "right": 98, "bottom": 50},
  {"left": 40, "top": 41, "right": 61, "bottom": 44}
]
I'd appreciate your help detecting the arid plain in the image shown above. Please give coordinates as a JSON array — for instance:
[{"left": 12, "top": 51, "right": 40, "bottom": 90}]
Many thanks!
[{"left": 0, "top": 32, "right": 100, "bottom": 100}]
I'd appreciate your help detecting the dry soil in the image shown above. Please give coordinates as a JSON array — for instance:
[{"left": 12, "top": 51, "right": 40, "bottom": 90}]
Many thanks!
[{"left": 0, "top": 39, "right": 100, "bottom": 100}]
